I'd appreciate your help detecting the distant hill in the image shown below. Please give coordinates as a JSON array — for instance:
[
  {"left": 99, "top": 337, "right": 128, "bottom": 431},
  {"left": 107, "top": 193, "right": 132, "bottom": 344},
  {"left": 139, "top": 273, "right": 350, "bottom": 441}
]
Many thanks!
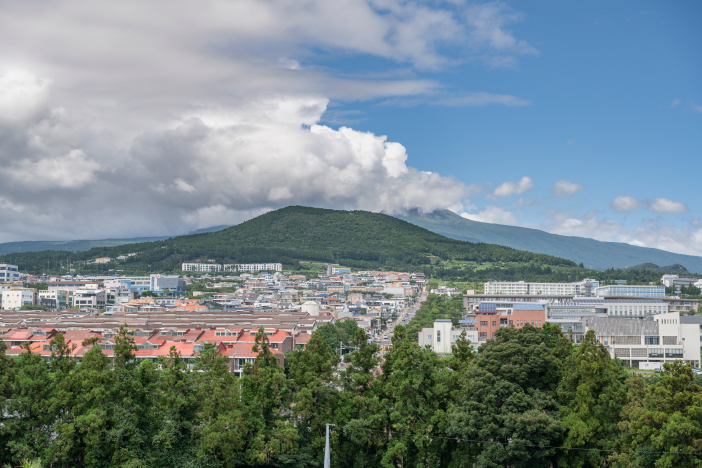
[
  {"left": 395, "top": 209, "right": 702, "bottom": 274},
  {"left": 622, "top": 263, "right": 690, "bottom": 274},
  {"left": 0, "top": 237, "right": 169, "bottom": 257},
  {"left": 0, "top": 206, "right": 578, "bottom": 275},
  {"left": 0, "top": 226, "right": 231, "bottom": 257}
]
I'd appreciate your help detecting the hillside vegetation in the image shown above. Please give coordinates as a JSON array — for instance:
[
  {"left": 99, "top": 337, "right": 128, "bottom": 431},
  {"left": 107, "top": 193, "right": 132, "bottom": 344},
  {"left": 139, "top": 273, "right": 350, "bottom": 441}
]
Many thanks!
[
  {"left": 0, "top": 206, "right": 578, "bottom": 276},
  {"left": 397, "top": 209, "right": 702, "bottom": 273}
]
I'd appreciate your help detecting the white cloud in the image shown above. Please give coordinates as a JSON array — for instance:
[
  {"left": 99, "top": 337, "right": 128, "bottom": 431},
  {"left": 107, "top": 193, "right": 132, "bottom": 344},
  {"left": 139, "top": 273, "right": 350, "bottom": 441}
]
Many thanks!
[
  {"left": 611, "top": 196, "right": 644, "bottom": 213},
  {"left": 0, "top": 0, "right": 537, "bottom": 241},
  {"left": 692, "top": 103, "right": 702, "bottom": 112},
  {"left": 671, "top": 98, "right": 680, "bottom": 108},
  {"left": 0, "top": 70, "right": 50, "bottom": 123},
  {"left": 551, "top": 179, "right": 584, "bottom": 198},
  {"left": 432, "top": 92, "right": 530, "bottom": 107},
  {"left": 460, "top": 206, "right": 517, "bottom": 225},
  {"left": 491, "top": 176, "right": 533, "bottom": 198},
  {"left": 611, "top": 196, "right": 688, "bottom": 214},
  {"left": 543, "top": 210, "right": 621, "bottom": 242},
  {"left": 566, "top": 138, "right": 576, "bottom": 145},
  {"left": 649, "top": 197, "right": 688, "bottom": 213},
  {"left": 2, "top": 149, "right": 100, "bottom": 190}
]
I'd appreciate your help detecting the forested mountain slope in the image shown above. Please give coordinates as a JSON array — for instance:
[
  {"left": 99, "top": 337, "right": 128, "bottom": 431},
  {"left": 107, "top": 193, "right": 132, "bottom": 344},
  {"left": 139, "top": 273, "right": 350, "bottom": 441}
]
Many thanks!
[
  {"left": 0, "top": 206, "right": 577, "bottom": 275},
  {"left": 396, "top": 209, "right": 702, "bottom": 273}
]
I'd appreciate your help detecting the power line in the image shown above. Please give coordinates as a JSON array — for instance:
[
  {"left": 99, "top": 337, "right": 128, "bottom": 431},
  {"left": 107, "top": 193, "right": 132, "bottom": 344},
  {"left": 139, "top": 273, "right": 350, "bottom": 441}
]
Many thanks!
[{"left": 331, "top": 425, "right": 702, "bottom": 456}]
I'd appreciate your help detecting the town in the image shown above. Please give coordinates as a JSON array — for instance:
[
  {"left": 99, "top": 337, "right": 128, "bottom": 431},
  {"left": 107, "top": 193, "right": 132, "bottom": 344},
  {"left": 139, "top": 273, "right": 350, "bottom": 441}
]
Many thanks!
[{"left": 2, "top": 261, "right": 701, "bottom": 372}]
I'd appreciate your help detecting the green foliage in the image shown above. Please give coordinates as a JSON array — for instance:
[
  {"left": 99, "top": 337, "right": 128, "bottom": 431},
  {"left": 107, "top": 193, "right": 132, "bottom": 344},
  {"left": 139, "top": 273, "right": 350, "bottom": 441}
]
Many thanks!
[
  {"left": 406, "top": 294, "right": 465, "bottom": 340},
  {"left": 448, "top": 325, "right": 567, "bottom": 467},
  {"left": 315, "top": 320, "right": 359, "bottom": 351},
  {"left": 557, "top": 330, "right": 629, "bottom": 467},
  {"left": 1, "top": 318, "right": 701, "bottom": 467},
  {"left": 1, "top": 206, "right": 577, "bottom": 276},
  {"left": 610, "top": 362, "right": 702, "bottom": 467}
]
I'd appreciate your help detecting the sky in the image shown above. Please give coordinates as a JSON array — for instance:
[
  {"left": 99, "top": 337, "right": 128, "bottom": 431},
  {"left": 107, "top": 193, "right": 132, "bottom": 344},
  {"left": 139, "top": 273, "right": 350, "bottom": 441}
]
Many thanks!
[{"left": 0, "top": 1, "right": 700, "bottom": 256}]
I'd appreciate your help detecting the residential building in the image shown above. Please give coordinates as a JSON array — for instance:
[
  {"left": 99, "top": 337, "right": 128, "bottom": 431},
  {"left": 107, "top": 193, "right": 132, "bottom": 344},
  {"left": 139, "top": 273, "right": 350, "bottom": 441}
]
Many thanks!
[
  {"left": 1, "top": 289, "right": 34, "bottom": 309},
  {"left": 594, "top": 284, "right": 664, "bottom": 298},
  {"left": 181, "top": 262, "right": 222, "bottom": 272},
  {"left": 222, "top": 263, "right": 283, "bottom": 273},
  {"left": 37, "top": 290, "right": 69, "bottom": 309},
  {"left": 150, "top": 274, "right": 186, "bottom": 295},
  {"left": 483, "top": 279, "right": 599, "bottom": 296},
  {"left": 95, "top": 257, "right": 111, "bottom": 264},
  {"left": 0, "top": 264, "right": 21, "bottom": 282},
  {"left": 475, "top": 303, "right": 546, "bottom": 341},
  {"left": 73, "top": 289, "right": 107, "bottom": 308},
  {"left": 418, "top": 319, "right": 478, "bottom": 353},
  {"left": 327, "top": 264, "right": 351, "bottom": 276}
]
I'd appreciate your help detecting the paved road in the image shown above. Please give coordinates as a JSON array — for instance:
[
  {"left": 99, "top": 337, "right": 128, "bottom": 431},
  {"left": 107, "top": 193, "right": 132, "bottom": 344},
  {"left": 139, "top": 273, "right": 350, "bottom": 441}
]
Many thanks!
[{"left": 374, "top": 293, "right": 427, "bottom": 354}]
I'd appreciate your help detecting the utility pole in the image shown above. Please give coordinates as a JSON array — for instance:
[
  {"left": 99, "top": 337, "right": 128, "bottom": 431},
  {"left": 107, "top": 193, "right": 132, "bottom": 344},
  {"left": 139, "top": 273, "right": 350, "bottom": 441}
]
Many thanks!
[{"left": 324, "top": 423, "right": 331, "bottom": 468}]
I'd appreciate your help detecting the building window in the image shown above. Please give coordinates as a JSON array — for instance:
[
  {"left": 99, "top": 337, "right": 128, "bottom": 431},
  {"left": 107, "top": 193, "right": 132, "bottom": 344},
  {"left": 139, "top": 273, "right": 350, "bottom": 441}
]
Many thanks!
[
  {"left": 665, "top": 348, "right": 683, "bottom": 359},
  {"left": 436, "top": 330, "right": 441, "bottom": 343},
  {"left": 648, "top": 348, "right": 663, "bottom": 358},
  {"left": 480, "top": 321, "right": 488, "bottom": 326},
  {"left": 479, "top": 332, "right": 487, "bottom": 339},
  {"left": 492, "top": 321, "right": 496, "bottom": 326}
]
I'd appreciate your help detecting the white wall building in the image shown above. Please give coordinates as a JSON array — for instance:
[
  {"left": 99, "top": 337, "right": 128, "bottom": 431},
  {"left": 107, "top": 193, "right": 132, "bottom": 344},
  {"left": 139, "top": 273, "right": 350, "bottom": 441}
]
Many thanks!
[
  {"left": 0, "top": 264, "right": 21, "bottom": 282},
  {"left": 181, "top": 263, "right": 222, "bottom": 272},
  {"left": 1, "top": 288, "right": 34, "bottom": 309},
  {"left": 484, "top": 279, "right": 599, "bottom": 296},
  {"left": 223, "top": 263, "right": 283, "bottom": 273},
  {"left": 418, "top": 319, "right": 478, "bottom": 354},
  {"left": 73, "top": 289, "right": 107, "bottom": 308}
]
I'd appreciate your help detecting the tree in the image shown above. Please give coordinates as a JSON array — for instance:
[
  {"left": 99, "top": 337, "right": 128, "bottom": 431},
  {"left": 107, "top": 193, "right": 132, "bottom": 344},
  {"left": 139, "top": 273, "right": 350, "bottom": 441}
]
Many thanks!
[
  {"left": 240, "top": 326, "right": 297, "bottom": 465},
  {"left": 0, "top": 339, "right": 16, "bottom": 466},
  {"left": 2, "top": 344, "right": 54, "bottom": 464},
  {"left": 448, "top": 325, "right": 566, "bottom": 467},
  {"left": 449, "top": 329, "right": 475, "bottom": 373},
  {"left": 334, "top": 328, "right": 386, "bottom": 467},
  {"left": 611, "top": 361, "right": 702, "bottom": 467},
  {"left": 374, "top": 325, "right": 462, "bottom": 467},
  {"left": 194, "top": 343, "right": 246, "bottom": 466},
  {"left": 556, "top": 330, "right": 628, "bottom": 468},
  {"left": 287, "top": 331, "right": 339, "bottom": 462}
]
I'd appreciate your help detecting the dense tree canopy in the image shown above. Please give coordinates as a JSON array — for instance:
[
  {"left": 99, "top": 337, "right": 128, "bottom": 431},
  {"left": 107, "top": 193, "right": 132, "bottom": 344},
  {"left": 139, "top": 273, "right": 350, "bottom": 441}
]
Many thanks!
[{"left": 1, "top": 323, "right": 702, "bottom": 467}]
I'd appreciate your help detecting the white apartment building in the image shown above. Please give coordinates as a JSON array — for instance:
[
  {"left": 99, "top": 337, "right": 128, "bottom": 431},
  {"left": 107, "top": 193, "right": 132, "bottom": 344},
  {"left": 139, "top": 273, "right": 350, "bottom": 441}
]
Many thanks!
[
  {"left": 181, "top": 263, "right": 223, "bottom": 272},
  {"left": 484, "top": 279, "right": 599, "bottom": 296},
  {"left": 1, "top": 288, "right": 34, "bottom": 309},
  {"left": 0, "top": 264, "right": 21, "bottom": 282},
  {"left": 418, "top": 319, "right": 478, "bottom": 354},
  {"left": 223, "top": 263, "right": 283, "bottom": 273}
]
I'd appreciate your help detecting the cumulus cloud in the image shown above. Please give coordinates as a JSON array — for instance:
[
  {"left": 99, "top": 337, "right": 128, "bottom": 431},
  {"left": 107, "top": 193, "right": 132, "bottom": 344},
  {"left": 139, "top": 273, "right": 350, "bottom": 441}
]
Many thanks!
[
  {"left": 491, "top": 176, "right": 533, "bottom": 198},
  {"left": 551, "top": 179, "right": 584, "bottom": 198},
  {"left": 611, "top": 196, "right": 643, "bottom": 213},
  {"left": 0, "top": 0, "right": 538, "bottom": 242},
  {"left": 611, "top": 196, "right": 688, "bottom": 214},
  {"left": 460, "top": 206, "right": 517, "bottom": 225},
  {"left": 649, "top": 197, "right": 688, "bottom": 213}
]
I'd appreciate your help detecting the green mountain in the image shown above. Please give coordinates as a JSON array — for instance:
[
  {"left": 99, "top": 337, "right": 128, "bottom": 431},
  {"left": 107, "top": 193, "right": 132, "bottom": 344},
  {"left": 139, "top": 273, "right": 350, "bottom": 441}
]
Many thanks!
[
  {"left": 0, "top": 226, "right": 233, "bottom": 257},
  {"left": 622, "top": 263, "right": 689, "bottom": 274},
  {"left": 395, "top": 209, "right": 702, "bottom": 274},
  {"left": 0, "top": 237, "right": 169, "bottom": 257},
  {"left": 1, "top": 206, "right": 578, "bottom": 275}
]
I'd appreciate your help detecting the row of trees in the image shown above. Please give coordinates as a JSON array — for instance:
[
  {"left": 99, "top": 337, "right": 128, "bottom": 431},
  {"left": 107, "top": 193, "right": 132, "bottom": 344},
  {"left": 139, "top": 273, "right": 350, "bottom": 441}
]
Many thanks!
[{"left": 2, "top": 321, "right": 701, "bottom": 467}]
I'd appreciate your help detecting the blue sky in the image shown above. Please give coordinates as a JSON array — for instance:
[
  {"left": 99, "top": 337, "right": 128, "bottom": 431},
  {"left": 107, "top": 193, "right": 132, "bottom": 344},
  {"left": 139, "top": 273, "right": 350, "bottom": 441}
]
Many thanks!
[
  {"left": 0, "top": 0, "right": 699, "bottom": 256},
  {"left": 316, "top": 1, "right": 702, "bottom": 252}
]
